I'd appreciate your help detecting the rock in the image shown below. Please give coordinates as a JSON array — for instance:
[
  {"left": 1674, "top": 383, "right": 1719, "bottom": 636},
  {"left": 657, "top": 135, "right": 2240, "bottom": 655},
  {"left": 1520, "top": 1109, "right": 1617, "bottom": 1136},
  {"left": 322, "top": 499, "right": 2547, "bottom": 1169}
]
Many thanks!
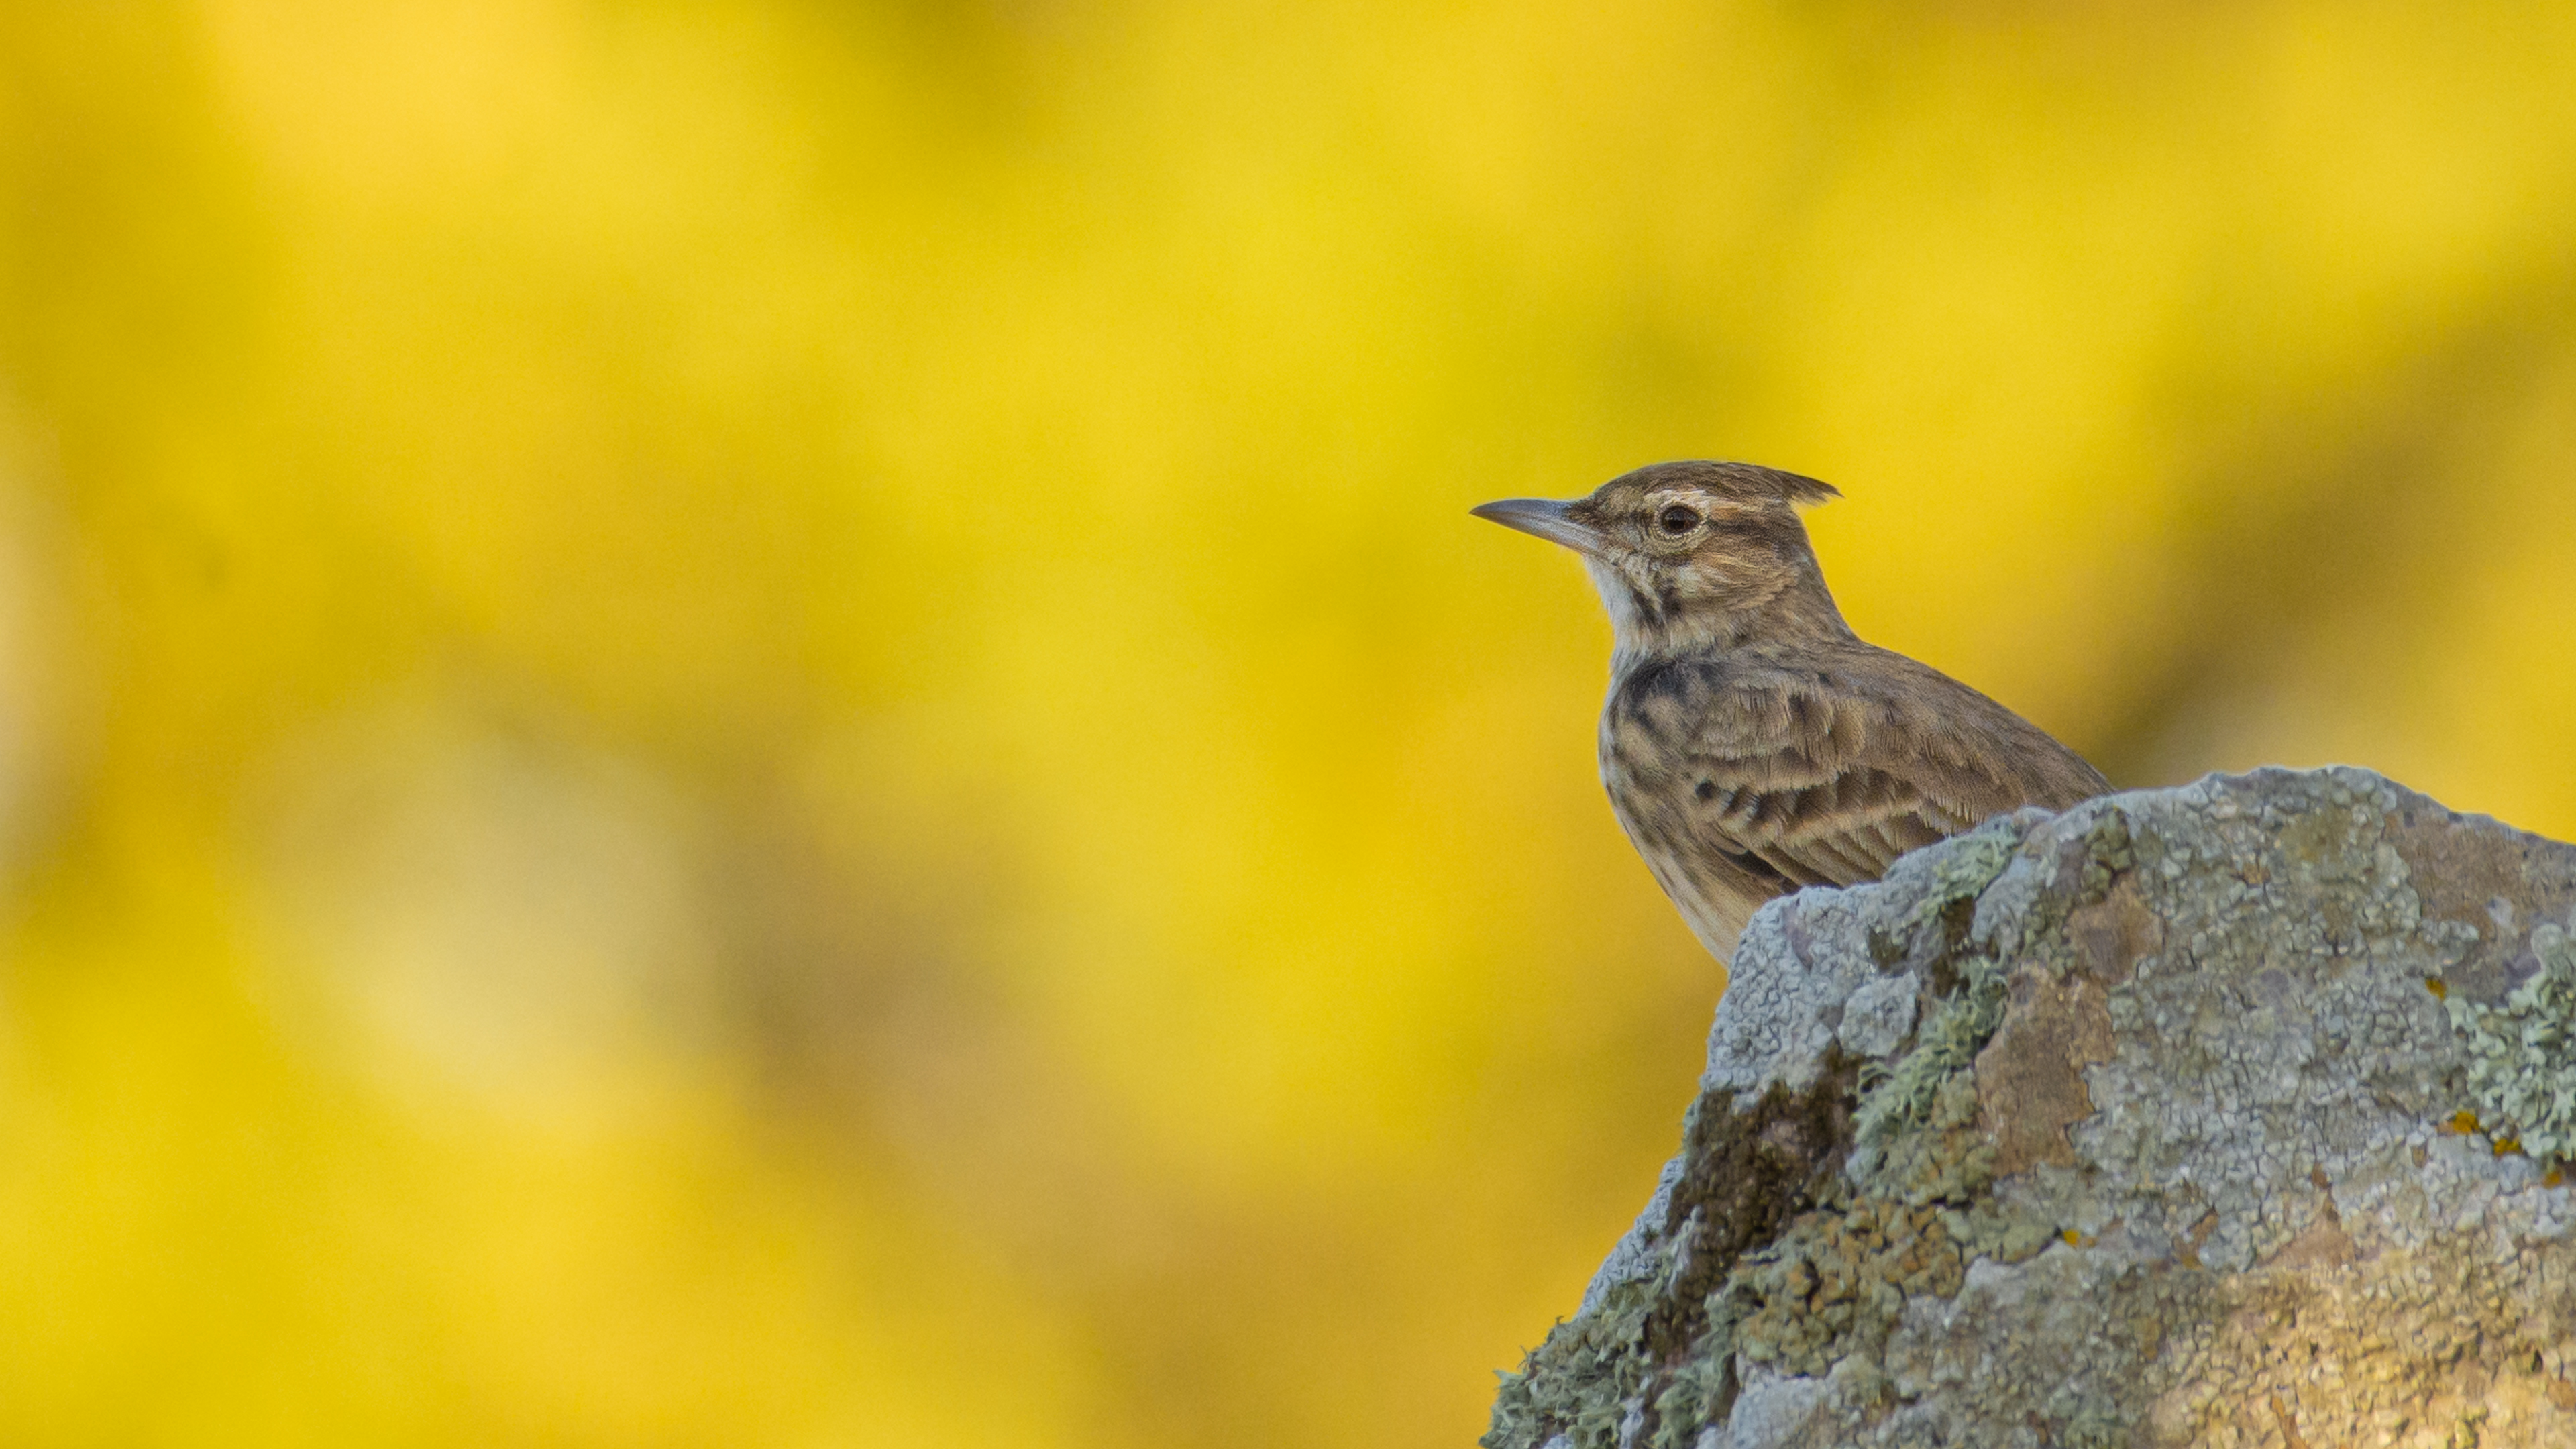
[{"left": 1485, "top": 768, "right": 2576, "bottom": 1448}]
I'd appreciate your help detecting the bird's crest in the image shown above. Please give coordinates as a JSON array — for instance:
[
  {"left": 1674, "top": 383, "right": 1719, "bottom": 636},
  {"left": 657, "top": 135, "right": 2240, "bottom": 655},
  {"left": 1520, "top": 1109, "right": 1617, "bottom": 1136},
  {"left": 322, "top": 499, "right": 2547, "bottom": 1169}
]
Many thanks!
[
  {"left": 1618, "top": 459, "right": 1841, "bottom": 508},
  {"left": 1740, "top": 464, "right": 1839, "bottom": 508}
]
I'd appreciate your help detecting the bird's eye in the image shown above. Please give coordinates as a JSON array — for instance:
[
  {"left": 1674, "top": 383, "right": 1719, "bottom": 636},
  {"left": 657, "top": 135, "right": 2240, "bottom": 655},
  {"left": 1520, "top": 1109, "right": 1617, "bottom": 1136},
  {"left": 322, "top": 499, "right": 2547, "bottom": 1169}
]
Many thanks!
[{"left": 1654, "top": 504, "right": 1702, "bottom": 537}]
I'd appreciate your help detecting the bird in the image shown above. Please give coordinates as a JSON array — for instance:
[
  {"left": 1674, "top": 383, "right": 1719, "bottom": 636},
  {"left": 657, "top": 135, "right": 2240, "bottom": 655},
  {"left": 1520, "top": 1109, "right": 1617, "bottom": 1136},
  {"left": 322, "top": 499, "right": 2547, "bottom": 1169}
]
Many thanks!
[{"left": 1472, "top": 459, "right": 2110, "bottom": 967}]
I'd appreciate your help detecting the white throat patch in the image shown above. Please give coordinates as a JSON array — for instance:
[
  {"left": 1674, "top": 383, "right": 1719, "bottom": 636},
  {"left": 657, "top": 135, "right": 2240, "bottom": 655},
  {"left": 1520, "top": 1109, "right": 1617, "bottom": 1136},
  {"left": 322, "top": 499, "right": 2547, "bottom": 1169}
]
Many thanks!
[{"left": 1583, "top": 555, "right": 1648, "bottom": 662}]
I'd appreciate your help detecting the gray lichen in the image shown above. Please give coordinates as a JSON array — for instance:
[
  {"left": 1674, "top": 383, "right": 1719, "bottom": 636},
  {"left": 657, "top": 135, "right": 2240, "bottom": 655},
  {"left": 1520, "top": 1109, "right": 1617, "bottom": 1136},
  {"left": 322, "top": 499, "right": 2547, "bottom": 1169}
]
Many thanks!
[
  {"left": 1486, "top": 768, "right": 2576, "bottom": 1448},
  {"left": 2446, "top": 921, "right": 2576, "bottom": 1164}
]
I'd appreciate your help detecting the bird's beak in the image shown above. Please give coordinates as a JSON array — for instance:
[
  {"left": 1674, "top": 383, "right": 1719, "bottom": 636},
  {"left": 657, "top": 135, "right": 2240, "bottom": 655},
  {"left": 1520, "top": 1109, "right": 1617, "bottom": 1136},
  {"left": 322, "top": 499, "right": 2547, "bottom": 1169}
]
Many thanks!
[{"left": 1470, "top": 497, "right": 1609, "bottom": 556}]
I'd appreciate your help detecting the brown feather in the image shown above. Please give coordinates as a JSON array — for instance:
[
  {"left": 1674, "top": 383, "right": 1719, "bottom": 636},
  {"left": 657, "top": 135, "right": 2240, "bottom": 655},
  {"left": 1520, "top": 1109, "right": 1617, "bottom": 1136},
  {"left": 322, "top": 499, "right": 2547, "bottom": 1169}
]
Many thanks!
[{"left": 1601, "top": 638, "right": 2108, "bottom": 960}]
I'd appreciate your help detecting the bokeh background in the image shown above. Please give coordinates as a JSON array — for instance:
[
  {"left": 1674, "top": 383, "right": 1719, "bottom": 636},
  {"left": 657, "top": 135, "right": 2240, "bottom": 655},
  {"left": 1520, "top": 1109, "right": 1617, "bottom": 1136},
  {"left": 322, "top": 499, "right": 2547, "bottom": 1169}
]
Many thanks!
[{"left": 4, "top": 1, "right": 2576, "bottom": 1444}]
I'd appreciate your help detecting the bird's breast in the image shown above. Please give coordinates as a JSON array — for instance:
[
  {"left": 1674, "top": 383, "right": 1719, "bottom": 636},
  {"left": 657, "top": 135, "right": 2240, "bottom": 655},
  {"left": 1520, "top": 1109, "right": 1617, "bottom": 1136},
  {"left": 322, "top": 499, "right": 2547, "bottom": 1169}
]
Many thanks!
[{"left": 1597, "top": 693, "right": 1762, "bottom": 965}]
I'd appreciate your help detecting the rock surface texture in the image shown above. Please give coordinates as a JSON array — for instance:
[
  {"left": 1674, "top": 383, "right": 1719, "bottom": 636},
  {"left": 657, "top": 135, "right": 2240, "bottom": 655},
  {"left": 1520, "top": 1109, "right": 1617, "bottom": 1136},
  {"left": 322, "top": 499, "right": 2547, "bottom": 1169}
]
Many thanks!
[{"left": 1486, "top": 768, "right": 2576, "bottom": 1448}]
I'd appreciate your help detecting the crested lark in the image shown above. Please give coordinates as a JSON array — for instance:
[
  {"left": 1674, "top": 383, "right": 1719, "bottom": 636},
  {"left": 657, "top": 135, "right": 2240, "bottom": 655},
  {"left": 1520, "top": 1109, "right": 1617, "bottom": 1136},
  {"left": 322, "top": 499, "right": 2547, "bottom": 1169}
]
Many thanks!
[{"left": 1474, "top": 460, "right": 2110, "bottom": 967}]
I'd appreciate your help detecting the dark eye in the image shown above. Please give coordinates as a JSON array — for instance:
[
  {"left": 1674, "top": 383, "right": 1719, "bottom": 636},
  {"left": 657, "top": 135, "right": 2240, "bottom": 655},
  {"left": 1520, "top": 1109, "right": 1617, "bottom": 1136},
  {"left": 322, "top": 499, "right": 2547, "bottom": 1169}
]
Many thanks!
[{"left": 1654, "top": 504, "right": 1701, "bottom": 537}]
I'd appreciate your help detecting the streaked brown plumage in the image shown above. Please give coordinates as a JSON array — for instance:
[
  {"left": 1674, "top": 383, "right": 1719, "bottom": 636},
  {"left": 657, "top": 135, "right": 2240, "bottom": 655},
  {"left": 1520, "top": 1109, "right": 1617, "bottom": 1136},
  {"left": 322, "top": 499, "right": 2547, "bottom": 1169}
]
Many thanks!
[{"left": 1474, "top": 460, "right": 2110, "bottom": 966}]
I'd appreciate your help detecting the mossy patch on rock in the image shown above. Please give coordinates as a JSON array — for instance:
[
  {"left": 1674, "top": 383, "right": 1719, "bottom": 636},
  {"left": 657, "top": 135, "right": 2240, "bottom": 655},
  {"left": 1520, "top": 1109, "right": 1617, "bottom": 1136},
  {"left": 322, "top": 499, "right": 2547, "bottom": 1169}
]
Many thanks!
[
  {"left": 1731, "top": 1059, "right": 2052, "bottom": 1383},
  {"left": 1483, "top": 1055, "right": 1865, "bottom": 1449},
  {"left": 1848, "top": 953, "right": 2002, "bottom": 1179},
  {"left": 1485, "top": 1279, "right": 1657, "bottom": 1449},
  {"left": 1730, "top": 1189, "right": 1965, "bottom": 1377}
]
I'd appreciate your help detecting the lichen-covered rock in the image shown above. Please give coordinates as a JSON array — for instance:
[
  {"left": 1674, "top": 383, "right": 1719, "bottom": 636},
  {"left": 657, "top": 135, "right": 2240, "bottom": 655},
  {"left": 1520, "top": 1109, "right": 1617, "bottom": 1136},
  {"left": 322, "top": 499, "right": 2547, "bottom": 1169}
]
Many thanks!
[{"left": 1486, "top": 768, "right": 2576, "bottom": 1449}]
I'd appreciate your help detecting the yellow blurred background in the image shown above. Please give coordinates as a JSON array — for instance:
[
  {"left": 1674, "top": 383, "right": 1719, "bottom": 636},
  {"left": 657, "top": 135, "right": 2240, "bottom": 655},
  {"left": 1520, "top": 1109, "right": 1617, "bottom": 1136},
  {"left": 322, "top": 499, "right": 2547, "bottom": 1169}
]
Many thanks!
[{"left": 4, "top": 1, "right": 2576, "bottom": 1443}]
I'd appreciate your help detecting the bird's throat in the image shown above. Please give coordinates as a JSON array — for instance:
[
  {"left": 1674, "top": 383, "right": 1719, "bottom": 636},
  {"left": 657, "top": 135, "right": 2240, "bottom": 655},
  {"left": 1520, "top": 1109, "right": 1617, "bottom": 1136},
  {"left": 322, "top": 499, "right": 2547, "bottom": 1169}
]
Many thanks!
[{"left": 1585, "top": 556, "right": 1856, "bottom": 674}]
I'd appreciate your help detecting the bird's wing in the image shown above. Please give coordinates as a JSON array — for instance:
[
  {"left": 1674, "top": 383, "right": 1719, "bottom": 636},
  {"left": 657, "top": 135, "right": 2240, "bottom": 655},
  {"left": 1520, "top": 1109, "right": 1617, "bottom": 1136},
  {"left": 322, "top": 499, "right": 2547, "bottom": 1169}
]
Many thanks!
[{"left": 1668, "top": 661, "right": 2106, "bottom": 890}]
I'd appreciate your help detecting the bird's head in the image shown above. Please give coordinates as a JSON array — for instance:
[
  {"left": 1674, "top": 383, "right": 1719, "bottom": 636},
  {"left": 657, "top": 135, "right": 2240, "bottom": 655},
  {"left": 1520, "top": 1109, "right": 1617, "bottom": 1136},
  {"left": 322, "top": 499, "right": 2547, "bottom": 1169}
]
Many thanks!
[{"left": 1473, "top": 460, "right": 1848, "bottom": 657}]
